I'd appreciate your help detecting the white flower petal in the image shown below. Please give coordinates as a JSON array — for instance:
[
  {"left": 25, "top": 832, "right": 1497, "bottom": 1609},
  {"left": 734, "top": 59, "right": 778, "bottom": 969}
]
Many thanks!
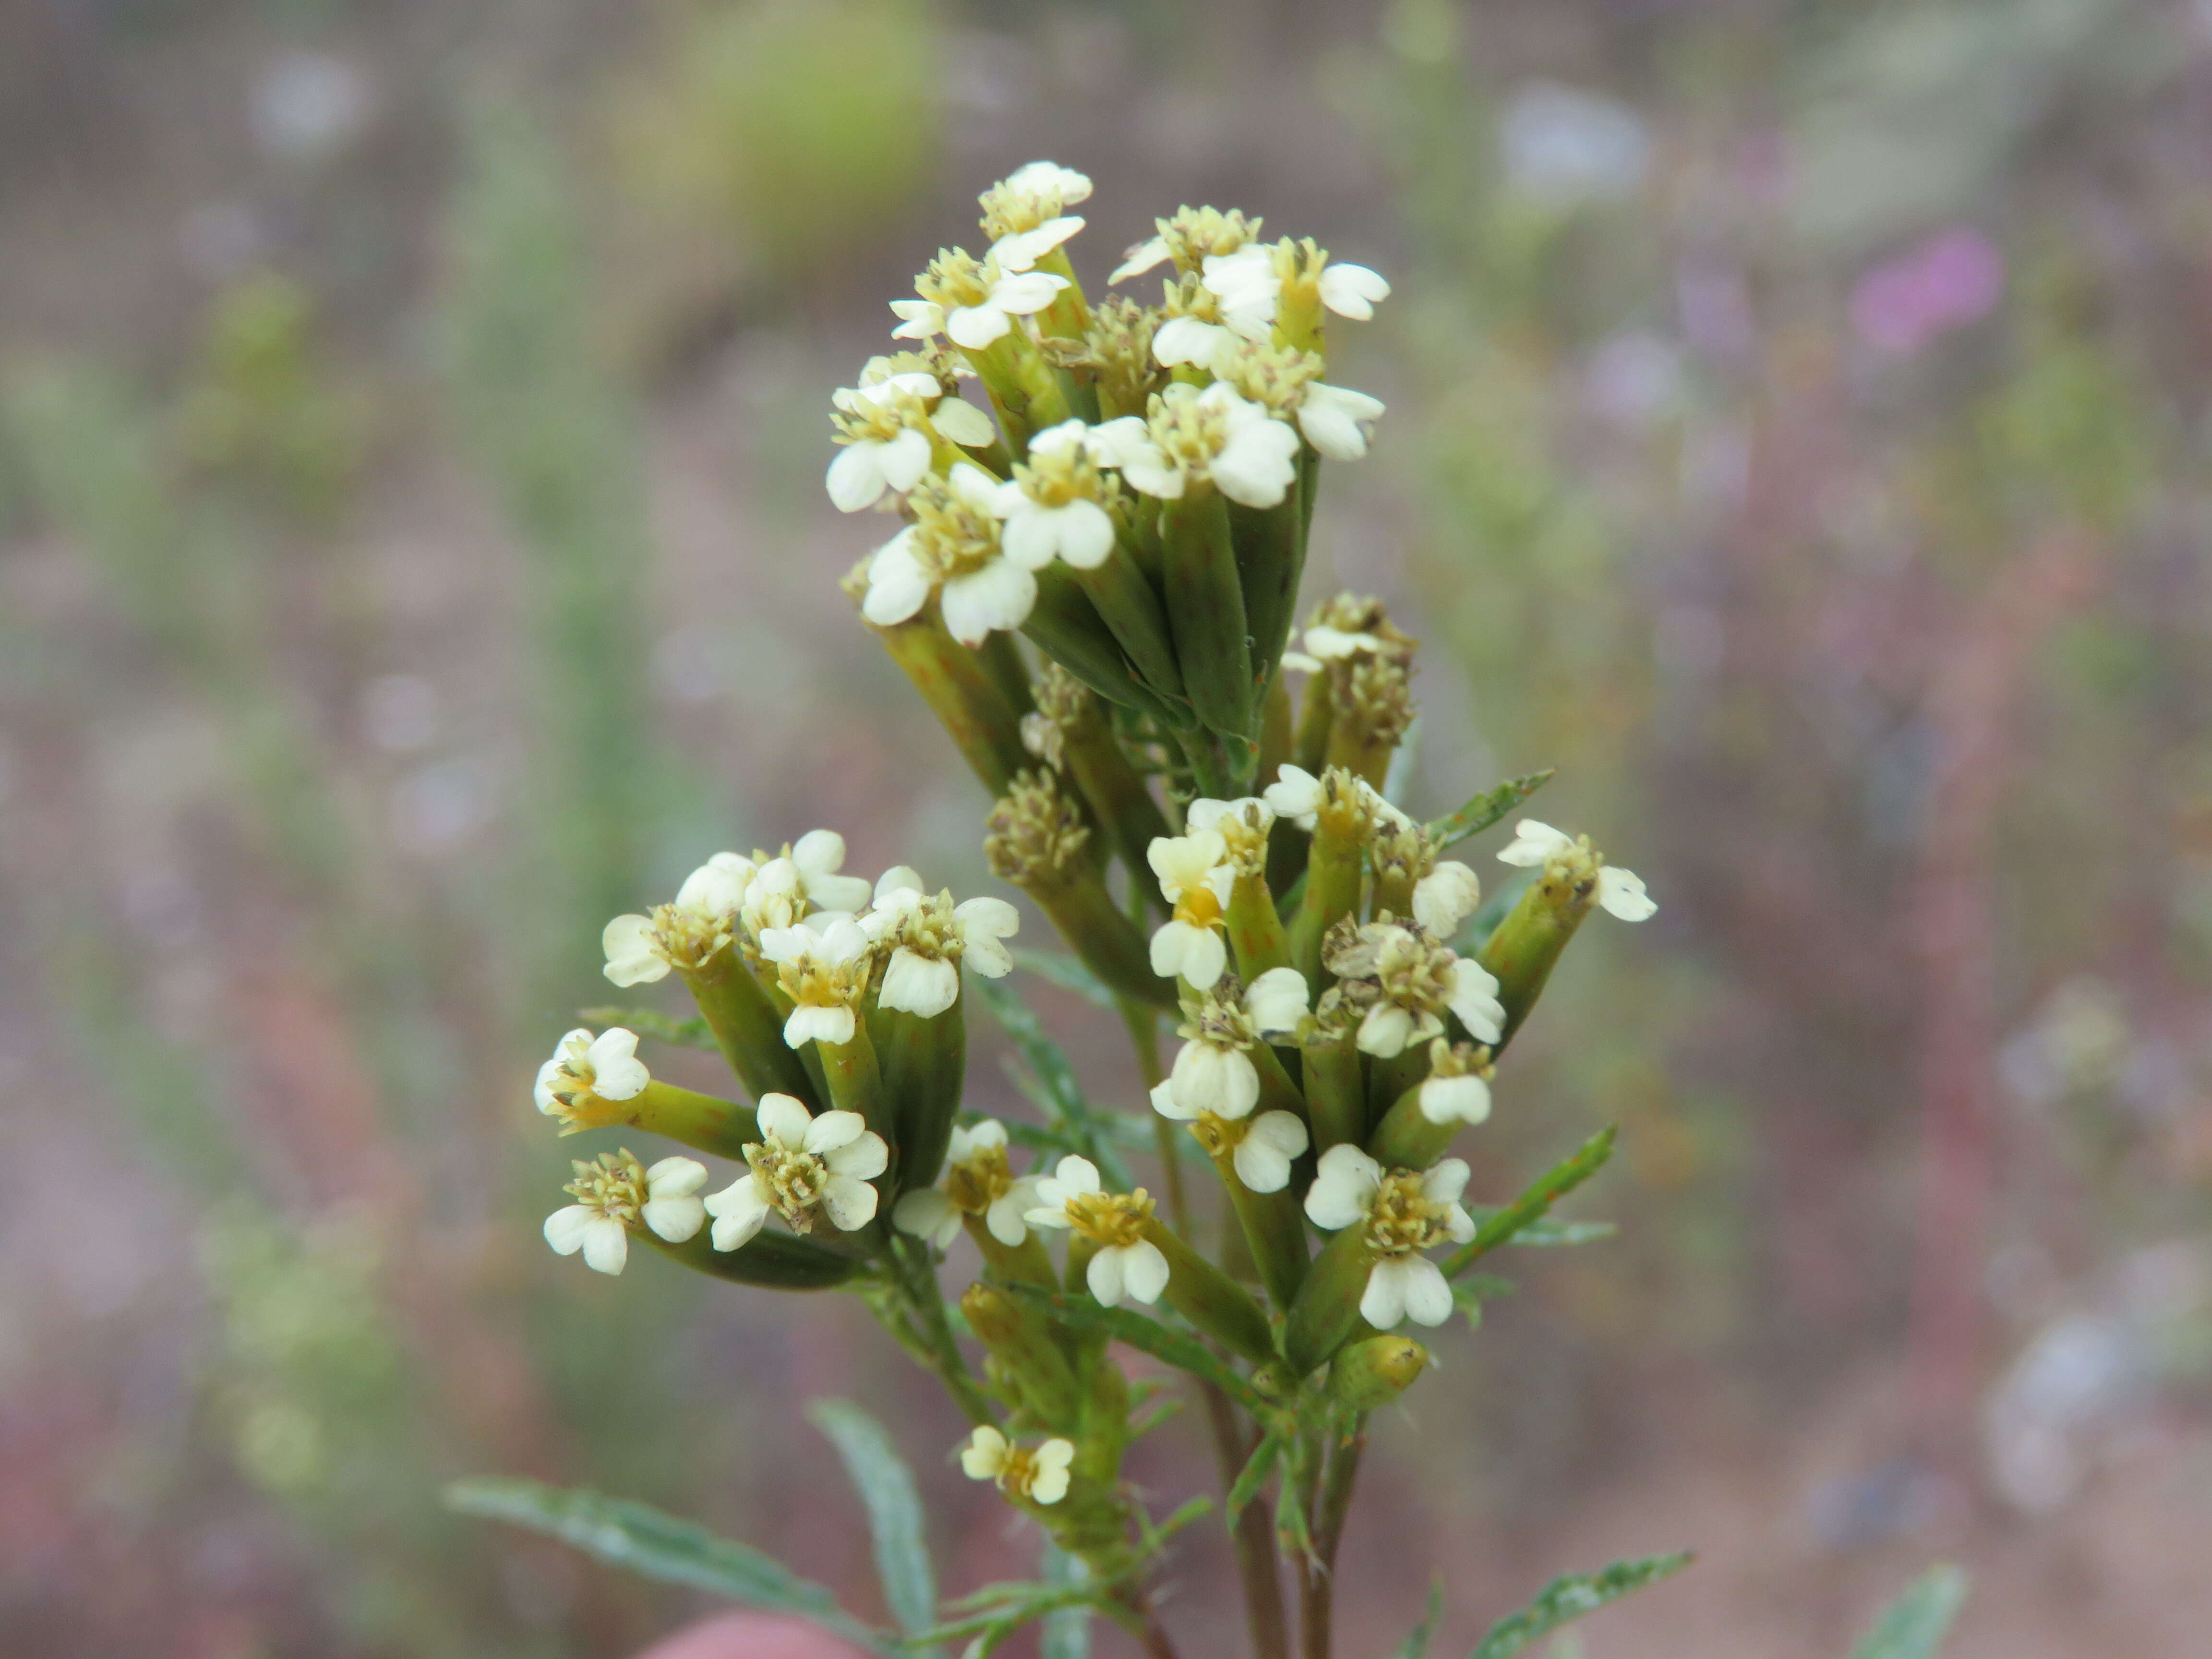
[
  {"left": 1396, "top": 1257, "right": 1454, "bottom": 1326},
  {"left": 894, "top": 1187, "right": 962, "bottom": 1248},
  {"left": 826, "top": 441, "right": 889, "bottom": 512},
  {"left": 804, "top": 1109, "right": 867, "bottom": 1156},
  {"left": 578, "top": 1216, "right": 630, "bottom": 1275},
  {"left": 947, "top": 303, "right": 1013, "bottom": 350},
  {"left": 1413, "top": 862, "right": 1483, "bottom": 937},
  {"left": 1498, "top": 819, "right": 1573, "bottom": 867},
  {"left": 784, "top": 1004, "right": 857, "bottom": 1048},
  {"left": 543, "top": 1205, "right": 597, "bottom": 1256},
  {"left": 1419, "top": 1072, "right": 1492, "bottom": 1127},
  {"left": 862, "top": 530, "right": 932, "bottom": 628},
  {"left": 705, "top": 1177, "right": 770, "bottom": 1251},
  {"left": 1447, "top": 962, "right": 1506, "bottom": 1046},
  {"left": 939, "top": 558, "right": 1037, "bottom": 646},
  {"left": 991, "top": 271, "right": 1070, "bottom": 314},
  {"left": 985, "top": 1187, "right": 1034, "bottom": 1246},
  {"left": 1356, "top": 1003, "right": 1417, "bottom": 1058},
  {"left": 1597, "top": 865, "right": 1657, "bottom": 921},
  {"left": 931, "top": 397, "right": 997, "bottom": 448},
  {"left": 757, "top": 1093, "right": 815, "bottom": 1146},
  {"left": 1319, "top": 262, "right": 1391, "bottom": 319},
  {"left": 640, "top": 1193, "right": 706, "bottom": 1243},
  {"left": 600, "top": 914, "right": 668, "bottom": 986},
  {"left": 1304, "top": 1144, "right": 1383, "bottom": 1229},
  {"left": 821, "top": 1174, "right": 880, "bottom": 1231},
  {"left": 1148, "top": 1078, "right": 1200, "bottom": 1122},
  {"left": 586, "top": 1029, "right": 650, "bottom": 1101},
  {"left": 878, "top": 426, "right": 933, "bottom": 494},
  {"left": 1118, "top": 1239, "right": 1171, "bottom": 1305},
  {"left": 961, "top": 1426, "right": 1008, "bottom": 1479},
  {"left": 1211, "top": 415, "right": 1301, "bottom": 509},
  {"left": 1109, "top": 236, "right": 1172, "bottom": 284},
  {"left": 1360, "top": 1258, "right": 1411, "bottom": 1329},
  {"left": 882, "top": 948, "right": 960, "bottom": 1018},
  {"left": 1055, "top": 498, "right": 1116, "bottom": 570},
  {"left": 1244, "top": 965, "right": 1310, "bottom": 1034},
  {"left": 1086, "top": 1244, "right": 1126, "bottom": 1306}
]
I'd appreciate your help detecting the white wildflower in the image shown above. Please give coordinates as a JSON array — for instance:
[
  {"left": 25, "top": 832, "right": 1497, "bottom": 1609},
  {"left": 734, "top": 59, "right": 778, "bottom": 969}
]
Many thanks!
[
  {"left": 1498, "top": 820, "right": 1658, "bottom": 922},
  {"left": 980, "top": 160, "right": 1092, "bottom": 272},
  {"left": 601, "top": 854, "right": 755, "bottom": 986},
  {"left": 1098, "top": 382, "right": 1301, "bottom": 509},
  {"left": 1153, "top": 967, "right": 1309, "bottom": 1121},
  {"left": 1159, "top": 1091, "right": 1310, "bottom": 1193},
  {"left": 893, "top": 248, "right": 1068, "bottom": 351},
  {"left": 993, "top": 421, "right": 1120, "bottom": 572},
  {"left": 1024, "top": 1155, "right": 1170, "bottom": 1307},
  {"left": 535, "top": 1027, "right": 650, "bottom": 1133},
  {"left": 961, "top": 1426, "right": 1075, "bottom": 1504},
  {"left": 1325, "top": 920, "right": 1504, "bottom": 1057},
  {"left": 544, "top": 1150, "right": 708, "bottom": 1276},
  {"left": 1412, "top": 860, "right": 1483, "bottom": 937},
  {"left": 891, "top": 1118, "right": 1046, "bottom": 1249},
  {"left": 1302, "top": 1146, "right": 1474, "bottom": 1329},
  {"left": 1146, "top": 829, "right": 1235, "bottom": 990},
  {"left": 863, "top": 870, "right": 1019, "bottom": 1019},
  {"left": 757, "top": 914, "right": 876, "bottom": 1048},
  {"left": 862, "top": 463, "right": 1054, "bottom": 647},
  {"left": 704, "top": 1094, "right": 888, "bottom": 1249}
]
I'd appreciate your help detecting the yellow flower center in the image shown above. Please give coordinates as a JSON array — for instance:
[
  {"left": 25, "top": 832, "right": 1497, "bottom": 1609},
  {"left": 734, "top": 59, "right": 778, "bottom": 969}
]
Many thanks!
[
  {"left": 1364, "top": 1169, "right": 1455, "bottom": 1260},
  {"left": 565, "top": 1151, "right": 649, "bottom": 1223},
  {"left": 1063, "top": 1188, "right": 1154, "bottom": 1248},
  {"left": 744, "top": 1138, "right": 831, "bottom": 1232},
  {"left": 945, "top": 1147, "right": 1016, "bottom": 1215}
]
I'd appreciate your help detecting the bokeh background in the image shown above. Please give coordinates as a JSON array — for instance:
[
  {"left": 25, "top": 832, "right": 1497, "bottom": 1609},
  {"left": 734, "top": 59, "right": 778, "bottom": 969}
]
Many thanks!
[{"left": 6, "top": 0, "right": 2212, "bottom": 1654}]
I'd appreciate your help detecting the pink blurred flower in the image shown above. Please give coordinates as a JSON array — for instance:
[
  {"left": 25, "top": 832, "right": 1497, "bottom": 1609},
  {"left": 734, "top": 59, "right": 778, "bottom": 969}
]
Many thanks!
[{"left": 1849, "top": 228, "right": 2005, "bottom": 356}]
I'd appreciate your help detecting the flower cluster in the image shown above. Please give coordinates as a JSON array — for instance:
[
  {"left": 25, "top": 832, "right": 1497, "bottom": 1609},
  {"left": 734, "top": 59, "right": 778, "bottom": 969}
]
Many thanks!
[{"left": 515, "top": 164, "right": 1668, "bottom": 1657}]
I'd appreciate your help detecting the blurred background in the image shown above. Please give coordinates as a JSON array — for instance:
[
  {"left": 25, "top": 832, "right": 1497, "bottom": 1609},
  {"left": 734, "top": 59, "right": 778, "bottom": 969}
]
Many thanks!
[{"left": 5, "top": 0, "right": 2211, "bottom": 1654}]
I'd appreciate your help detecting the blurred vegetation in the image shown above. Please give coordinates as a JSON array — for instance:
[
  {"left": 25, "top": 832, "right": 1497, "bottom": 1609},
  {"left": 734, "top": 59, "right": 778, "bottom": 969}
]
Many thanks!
[{"left": 2, "top": 0, "right": 2209, "bottom": 1652}]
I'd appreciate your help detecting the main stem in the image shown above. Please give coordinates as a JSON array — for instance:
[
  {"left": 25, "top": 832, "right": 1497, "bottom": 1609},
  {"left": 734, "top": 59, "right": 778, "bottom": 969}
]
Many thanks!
[{"left": 1299, "top": 1422, "right": 1367, "bottom": 1659}]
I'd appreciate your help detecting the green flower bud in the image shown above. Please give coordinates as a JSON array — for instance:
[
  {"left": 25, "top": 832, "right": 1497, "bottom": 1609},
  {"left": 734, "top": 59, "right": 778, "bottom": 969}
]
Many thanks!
[
  {"left": 962, "top": 1282, "right": 1083, "bottom": 1431},
  {"left": 646, "top": 1226, "right": 865, "bottom": 1291},
  {"left": 681, "top": 951, "right": 821, "bottom": 1111},
  {"left": 1328, "top": 1334, "right": 1429, "bottom": 1410},
  {"left": 849, "top": 581, "right": 1033, "bottom": 796},
  {"left": 1283, "top": 1223, "right": 1376, "bottom": 1377},
  {"left": 1159, "top": 491, "right": 1253, "bottom": 740}
]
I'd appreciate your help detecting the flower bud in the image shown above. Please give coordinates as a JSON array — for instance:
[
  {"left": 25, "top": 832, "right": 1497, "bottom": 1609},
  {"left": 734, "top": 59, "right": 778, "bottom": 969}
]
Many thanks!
[
  {"left": 1142, "top": 1219, "right": 1277, "bottom": 1364},
  {"left": 987, "top": 770, "right": 1173, "bottom": 1008},
  {"left": 872, "top": 998, "right": 964, "bottom": 1194},
  {"left": 1327, "top": 1334, "right": 1429, "bottom": 1410},
  {"left": 1029, "top": 663, "right": 1172, "bottom": 881},
  {"left": 1160, "top": 492, "right": 1254, "bottom": 741},
  {"left": 1283, "top": 1224, "right": 1376, "bottom": 1377},
  {"left": 962, "top": 1282, "right": 1083, "bottom": 1431}
]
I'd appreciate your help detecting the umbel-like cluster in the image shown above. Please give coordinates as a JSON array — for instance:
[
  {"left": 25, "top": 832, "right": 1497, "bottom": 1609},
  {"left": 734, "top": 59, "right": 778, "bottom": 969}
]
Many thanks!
[{"left": 530, "top": 163, "right": 1653, "bottom": 1621}]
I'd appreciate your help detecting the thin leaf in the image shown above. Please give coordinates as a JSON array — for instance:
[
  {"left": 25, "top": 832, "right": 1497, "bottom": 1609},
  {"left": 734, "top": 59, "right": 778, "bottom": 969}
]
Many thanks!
[
  {"left": 1461, "top": 1213, "right": 1615, "bottom": 1248},
  {"left": 1039, "top": 1541, "right": 1092, "bottom": 1659},
  {"left": 920, "top": 1581, "right": 1110, "bottom": 1643},
  {"left": 580, "top": 1005, "right": 717, "bottom": 1051},
  {"left": 1009, "top": 949, "right": 1118, "bottom": 1009},
  {"left": 972, "top": 976, "right": 1133, "bottom": 1188},
  {"left": 1392, "top": 1579, "right": 1447, "bottom": 1659},
  {"left": 1000, "top": 1282, "right": 1267, "bottom": 1412},
  {"left": 1443, "top": 1128, "right": 1617, "bottom": 1279},
  {"left": 1427, "top": 769, "right": 1555, "bottom": 852},
  {"left": 1848, "top": 1566, "right": 1968, "bottom": 1659},
  {"left": 445, "top": 1478, "right": 890, "bottom": 1654},
  {"left": 805, "top": 1401, "right": 938, "bottom": 1642},
  {"left": 1467, "top": 1552, "right": 1692, "bottom": 1659},
  {"left": 1226, "top": 1431, "right": 1285, "bottom": 1523}
]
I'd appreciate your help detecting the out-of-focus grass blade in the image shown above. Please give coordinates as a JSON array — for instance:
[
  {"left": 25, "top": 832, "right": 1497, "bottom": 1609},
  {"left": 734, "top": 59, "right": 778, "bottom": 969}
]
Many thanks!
[
  {"left": 1467, "top": 1551, "right": 1692, "bottom": 1659},
  {"left": 1391, "top": 1579, "right": 1446, "bottom": 1659},
  {"left": 971, "top": 976, "right": 1133, "bottom": 1187},
  {"left": 1461, "top": 1213, "right": 1615, "bottom": 1248},
  {"left": 445, "top": 1477, "right": 892, "bottom": 1654},
  {"left": 805, "top": 1400, "right": 938, "bottom": 1646},
  {"left": 1039, "top": 1541, "right": 1092, "bottom": 1659},
  {"left": 579, "top": 1005, "right": 718, "bottom": 1051},
  {"left": 1427, "top": 770, "right": 1555, "bottom": 851},
  {"left": 1009, "top": 949, "right": 1118, "bottom": 1009},
  {"left": 1847, "top": 1566, "right": 1967, "bottom": 1659}
]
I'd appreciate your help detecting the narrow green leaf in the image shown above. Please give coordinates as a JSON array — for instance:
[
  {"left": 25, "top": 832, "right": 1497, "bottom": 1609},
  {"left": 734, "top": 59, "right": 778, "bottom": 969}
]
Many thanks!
[
  {"left": 1461, "top": 1213, "right": 1615, "bottom": 1249},
  {"left": 1039, "top": 1541, "right": 1092, "bottom": 1659},
  {"left": 972, "top": 976, "right": 1134, "bottom": 1188},
  {"left": 920, "top": 1581, "right": 1109, "bottom": 1643},
  {"left": 444, "top": 1477, "right": 890, "bottom": 1655},
  {"left": 1848, "top": 1566, "right": 1968, "bottom": 1659},
  {"left": 1467, "top": 1551, "right": 1692, "bottom": 1659},
  {"left": 805, "top": 1401, "right": 938, "bottom": 1643},
  {"left": 1009, "top": 949, "right": 1118, "bottom": 1009},
  {"left": 999, "top": 1282, "right": 1267, "bottom": 1412},
  {"left": 1443, "top": 1128, "right": 1617, "bottom": 1279},
  {"left": 1391, "top": 1579, "right": 1447, "bottom": 1659},
  {"left": 1226, "top": 1431, "right": 1285, "bottom": 1523},
  {"left": 1427, "top": 769, "right": 1555, "bottom": 852},
  {"left": 579, "top": 1005, "right": 718, "bottom": 1051}
]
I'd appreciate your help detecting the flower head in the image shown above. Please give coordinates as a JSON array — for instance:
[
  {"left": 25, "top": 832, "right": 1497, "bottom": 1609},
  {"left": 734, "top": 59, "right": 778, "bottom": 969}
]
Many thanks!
[
  {"left": 1166, "top": 1098, "right": 1310, "bottom": 1193},
  {"left": 1417, "top": 1039, "right": 1494, "bottom": 1128},
  {"left": 1184, "top": 794, "right": 1274, "bottom": 878},
  {"left": 980, "top": 161, "right": 1092, "bottom": 271},
  {"left": 601, "top": 854, "right": 755, "bottom": 986},
  {"left": 825, "top": 369, "right": 996, "bottom": 513},
  {"left": 1109, "top": 204, "right": 1264, "bottom": 284},
  {"left": 863, "top": 868, "right": 1019, "bottom": 1019},
  {"left": 1324, "top": 918, "right": 1504, "bottom": 1057},
  {"left": 1370, "top": 818, "right": 1483, "bottom": 939},
  {"left": 993, "top": 421, "right": 1122, "bottom": 572},
  {"left": 1095, "top": 382, "right": 1300, "bottom": 509},
  {"left": 894, "top": 248, "right": 1068, "bottom": 351},
  {"left": 1262, "top": 764, "right": 1384, "bottom": 836},
  {"left": 1146, "top": 829, "right": 1235, "bottom": 990},
  {"left": 1024, "top": 1155, "right": 1170, "bottom": 1307},
  {"left": 1153, "top": 967, "right": 1309, "bottom": 1121},
  {"left": 961, "top": 1426, "right": 1075, "bottom": 1504},
  {"left": 1214, "top": 339, "right": 1385, "bottom": 462},
  {"left": 891, "top": 1118, "right": 1046, "bottom": 1248},
  {"left": 704, "top": 1094, "right": 888, "bottom": 1250},
  {"left": 757, "top": 914, "right": 875, "bottom": 1047},
  {"left": 1498, "top": 820, "right": 1657, "bottom": 922},
  {"left": 1301, "top": 1145, "right": 1474, "bottom": 1329},
  {"left": 544, "top": 1150, "right": 707, "bottom": 1276},
  {"left": 535, "top": 1027, "right": 650, "bottom": 1134},
  {"left": 1202, "top": 238, "right": 1391, "bottom": 344},
  {"left": 862, "top": 464, "right": 1053, "bottom": 647}
]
